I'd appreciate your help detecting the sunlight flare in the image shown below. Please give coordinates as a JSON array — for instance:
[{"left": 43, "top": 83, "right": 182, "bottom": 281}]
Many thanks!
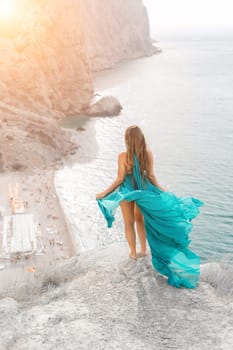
[{"left": 0, "top": 0, "right": 15, "bottom": 21}]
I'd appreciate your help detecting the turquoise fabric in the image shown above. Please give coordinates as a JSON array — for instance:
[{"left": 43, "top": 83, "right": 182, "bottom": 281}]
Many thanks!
[{"left": 97, "top": 155, "right": 203, "bottom": 288}]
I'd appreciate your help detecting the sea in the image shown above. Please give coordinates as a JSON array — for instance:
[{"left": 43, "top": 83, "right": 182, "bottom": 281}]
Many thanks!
[{"left": 56, "top": 30, "right": 233, "bottom": 264}]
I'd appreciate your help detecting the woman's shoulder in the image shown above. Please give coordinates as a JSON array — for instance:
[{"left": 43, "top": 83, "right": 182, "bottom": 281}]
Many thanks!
[
  {"left": 118, "top": 152, "right": 127, "bottom": 166},
  {"left": 146, "top": 149, "right": 154, "bottom": 159},
  {"left": 118, "top": 151, "right": 127, "bottom": 159}
]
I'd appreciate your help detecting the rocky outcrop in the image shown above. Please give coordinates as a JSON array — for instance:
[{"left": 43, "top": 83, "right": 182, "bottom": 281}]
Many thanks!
[
  {"left": 1, "top": 244, "right": 233, "bottom": 350},
  {"left": 86, "top": 96, "right": 123, "bottom": 117}
]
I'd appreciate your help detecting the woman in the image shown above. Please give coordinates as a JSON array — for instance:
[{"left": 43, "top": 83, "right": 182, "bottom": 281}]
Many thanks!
[{"left": 96, "top": 126, "right": 203, "bottom": 288}]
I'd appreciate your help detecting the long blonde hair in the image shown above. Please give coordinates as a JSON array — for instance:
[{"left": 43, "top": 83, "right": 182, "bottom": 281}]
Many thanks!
[{"left": 125, "top": 125, "right": 149, "bottom": 178}]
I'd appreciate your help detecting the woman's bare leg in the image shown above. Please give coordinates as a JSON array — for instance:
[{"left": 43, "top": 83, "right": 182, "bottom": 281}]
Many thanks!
[
  {"left": 134, "top": 204, "right": 147, "bottom": 256},
  {"left": 120, "top": 200, "right": 137, "bottom": 259}
]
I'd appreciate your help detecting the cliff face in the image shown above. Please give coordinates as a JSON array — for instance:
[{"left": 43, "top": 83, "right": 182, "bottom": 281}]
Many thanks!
[
  {"left": 0, "top": 0, "right": 153, "bottom": 117},
  {"left": 82, "top": 0, "right": 155, "bottom": 71},
  {"left": 0, "top": 0, "right": 93, "bottom": 117},
  {"left": 0, "top": 101, "right": 76, "bottom": 172},
  {"left": 0, "top": 0, "right": 154, "bottom": 170}
]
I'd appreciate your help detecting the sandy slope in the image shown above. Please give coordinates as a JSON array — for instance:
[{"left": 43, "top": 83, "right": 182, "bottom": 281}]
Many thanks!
[
  {"left": 1, "top": 243, "right": 233, "bottom": 350},
  {"left": 0, "top": 102, "right": 78, "bottom": 290},
  {"left": 0, "top": 101, "right": 76, "bottom": 172}
]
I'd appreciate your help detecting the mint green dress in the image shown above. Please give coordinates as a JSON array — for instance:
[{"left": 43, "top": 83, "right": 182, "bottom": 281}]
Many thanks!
[{"left": 97, "top": 155, "right": 203, "bottom": 288}]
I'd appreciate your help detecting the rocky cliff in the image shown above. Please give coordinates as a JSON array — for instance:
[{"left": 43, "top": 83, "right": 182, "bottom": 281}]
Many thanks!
[
  {"left": 0, "top": 0, "right": 93, "bottom": 117},
  {"left": 0, "top": 101, "right": 76, "bottom": 172},
  {"left": 82, "top": 0, "right": 156, "bottom": 71},
  {"left": 0, "top": 0, "right": 154, "bottom": 117},
  {"left": 1, "top": 244, "right": 233, "bottom": 350},
  {"left": 0, "top": 0, "right": 154, "bottom": 170}
]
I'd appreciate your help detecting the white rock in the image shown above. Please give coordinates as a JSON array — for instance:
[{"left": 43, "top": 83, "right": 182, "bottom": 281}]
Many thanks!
[
  {"left": 1, "top": 245, "right": 233, "bottom": 349},
  {"left": 86, "top": 96, "right": 123, "bottom": 117},
  {"left": 0, "top": 298, "right": 21, "bottom": 349}
]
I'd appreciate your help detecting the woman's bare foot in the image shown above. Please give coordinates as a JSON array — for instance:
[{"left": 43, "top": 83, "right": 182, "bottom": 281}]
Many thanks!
[
  {"left": 129, "top": 253, "right": 137, "bottom": 260},
  {"left": 137, "top": 251, "right": 147, "bottom": 258}
]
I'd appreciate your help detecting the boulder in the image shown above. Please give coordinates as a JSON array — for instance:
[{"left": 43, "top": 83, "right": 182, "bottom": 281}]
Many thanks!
[{"left": 86, "top": 96, "right": 122, "bottom": 117}]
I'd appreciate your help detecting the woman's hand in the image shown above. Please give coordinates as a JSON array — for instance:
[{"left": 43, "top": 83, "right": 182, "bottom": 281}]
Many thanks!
[
  {"left": 96, "top": 192, "right": 106, "bottom": 200},
  {"left": 96, "top": 153, "right": 126, "bottom": 200}
]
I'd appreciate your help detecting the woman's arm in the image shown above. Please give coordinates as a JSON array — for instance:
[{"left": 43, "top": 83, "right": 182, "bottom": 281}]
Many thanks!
[
  {"left": 96, "top": 153, "right": 126, "bottom": 199},
  {"left": 147, "top": 151, "right": 166, "bottom": 192}
]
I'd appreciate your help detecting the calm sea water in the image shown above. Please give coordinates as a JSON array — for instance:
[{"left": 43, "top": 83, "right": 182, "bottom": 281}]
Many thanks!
[{"left": 57, "top": 32, "right": 233, "bottom": 262}]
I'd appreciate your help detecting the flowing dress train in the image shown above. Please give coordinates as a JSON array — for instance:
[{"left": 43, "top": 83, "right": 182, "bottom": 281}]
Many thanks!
[{"left": 97, "top": 155, "right": 203, "bottom": 288}]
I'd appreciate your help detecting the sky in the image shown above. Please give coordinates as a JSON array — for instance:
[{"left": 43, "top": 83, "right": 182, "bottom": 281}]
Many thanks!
[{"left": 144, "top": 0, "right": 233, "bottom": 34}]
